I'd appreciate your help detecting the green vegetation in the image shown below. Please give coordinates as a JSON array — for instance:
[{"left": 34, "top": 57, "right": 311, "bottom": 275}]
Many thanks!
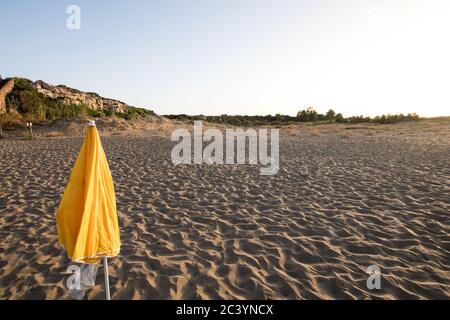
[
  {"left": 296, "top": 107, "right": 419, "bottom": 124},
  {"left": 3, "top": 78, "right": 155, "bottom": 126},
  {"left": 115, "top": 107, "right": 156, "bottom": 120},
  {"left": 165, "top": 107, "right": 419, "bottom": 126},
  {"left": 85, "top": 107, "right": 155, "bottom": 120},
  {"left": 5, "top": 78, "right": 88, "bottom": 122},
  {"left": 165, "top": 114, "right": 300, "bottom": 126}
]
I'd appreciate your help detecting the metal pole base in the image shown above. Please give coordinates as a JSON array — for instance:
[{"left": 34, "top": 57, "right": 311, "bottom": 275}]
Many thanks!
[{"left": 103, "top": 257, "right": 111, "bottom": 300}]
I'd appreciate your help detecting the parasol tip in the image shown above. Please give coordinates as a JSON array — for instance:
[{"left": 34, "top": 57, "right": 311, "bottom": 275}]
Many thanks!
[{"left": 88, "top": 120, "right": 96, "bottom": 127}]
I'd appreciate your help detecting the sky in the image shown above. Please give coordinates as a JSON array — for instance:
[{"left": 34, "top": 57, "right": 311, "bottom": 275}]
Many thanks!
[{"left": 1, "top": 0, "right": 449, "bottom": 117}]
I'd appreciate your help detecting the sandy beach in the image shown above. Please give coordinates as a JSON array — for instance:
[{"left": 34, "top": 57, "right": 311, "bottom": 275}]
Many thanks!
[{"left": 0, "top": 119, "right": 449, "bottom": 300}]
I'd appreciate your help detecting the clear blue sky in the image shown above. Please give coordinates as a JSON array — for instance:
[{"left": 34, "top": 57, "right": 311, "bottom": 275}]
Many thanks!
[{"left": 1, "top": 0, "right": 449, "bottom": 116}]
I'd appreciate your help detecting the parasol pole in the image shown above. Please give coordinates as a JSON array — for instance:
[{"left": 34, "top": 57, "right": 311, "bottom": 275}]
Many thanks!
[
  {"left": 103, "top": 257, "right": 111, "bottom": 300},
  {"left": 89, "top": 120, "right": 110, "bottom": 301}
]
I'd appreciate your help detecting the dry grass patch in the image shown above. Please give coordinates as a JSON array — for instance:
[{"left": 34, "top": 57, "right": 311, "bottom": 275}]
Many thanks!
[
  {"left": 46, "top": 131, "right": 65, "bottom": 138},
  {"left": 339, "top": 130, "right": 353, "bottom": 138}
]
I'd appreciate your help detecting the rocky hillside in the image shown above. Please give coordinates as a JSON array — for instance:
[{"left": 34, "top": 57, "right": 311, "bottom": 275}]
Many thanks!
[
  {"left": 0, "top": 78, "right": 15, "bottom": 114},
  {"left": 0, "top": 76, "right": 155, "bottom": 125},
  {"left": 33, "top": 80, "right": 130, "bottom": 113}
]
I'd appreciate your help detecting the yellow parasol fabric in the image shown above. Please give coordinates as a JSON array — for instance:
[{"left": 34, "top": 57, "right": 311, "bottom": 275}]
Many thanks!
[{"left": 56, "top": 122, "right": 120, "bottom": 264}]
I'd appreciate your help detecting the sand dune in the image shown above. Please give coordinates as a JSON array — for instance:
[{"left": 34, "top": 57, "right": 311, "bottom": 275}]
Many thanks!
[{"left": 0, "top": 120, "right": 449, "bottom": 299}]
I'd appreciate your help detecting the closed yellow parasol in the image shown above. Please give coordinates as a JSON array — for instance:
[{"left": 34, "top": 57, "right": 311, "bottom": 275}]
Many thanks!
[{"left": 56, "top": 120, "right": 120, "bottom": 299}]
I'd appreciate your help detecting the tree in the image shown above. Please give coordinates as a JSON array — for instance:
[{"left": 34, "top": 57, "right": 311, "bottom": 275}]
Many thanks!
[
  {"left": 297, "top": 107, "right": 318, "bottom": 122},
  {"left": 326, "top": 109, "right": 336, "bottom": 121},
  {"left": 335, "top": 113, "right": 344, "bottom": 123},
  {"left": 305, "top": 107, "right": 318, "bottom": 122},
  {"left": 297, "top": 109, "right": 307, "bottom": 122}
]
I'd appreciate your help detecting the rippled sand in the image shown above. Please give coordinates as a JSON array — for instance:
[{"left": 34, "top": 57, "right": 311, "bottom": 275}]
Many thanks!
[{"left": 0, "top": 119, "right": 449, "bottom": 299}]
